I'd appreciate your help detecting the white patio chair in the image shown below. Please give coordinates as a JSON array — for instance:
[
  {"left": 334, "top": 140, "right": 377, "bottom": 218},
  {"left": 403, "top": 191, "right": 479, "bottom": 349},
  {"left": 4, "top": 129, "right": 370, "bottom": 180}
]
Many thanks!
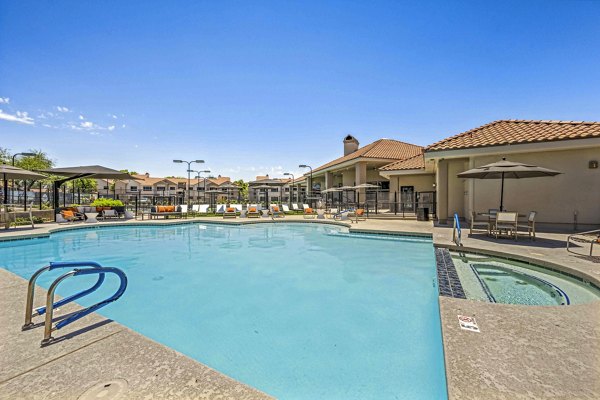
[
  {"left": 291, "top": 203, "right": 301, "bottom": 212},
  {"left": 517, "top": 211, "right": 537, "bottom": 240},
  {"left": 101, "top": 209, "right": 120, "bottom": 221},
  {"left": 198, "top": 204, "right": 210, "bottom": 215},
  {"left": 213, "top": 204, "right": 225, "bottom": 214},
  {"left": 282, "top": 204, "right": 291, "bottom": 213},
  {"left": 470, "top": 211, "right": 490, "bottom": 235},
  {"left": 495, "top": 212, "right": 518, "bottom": 240}
]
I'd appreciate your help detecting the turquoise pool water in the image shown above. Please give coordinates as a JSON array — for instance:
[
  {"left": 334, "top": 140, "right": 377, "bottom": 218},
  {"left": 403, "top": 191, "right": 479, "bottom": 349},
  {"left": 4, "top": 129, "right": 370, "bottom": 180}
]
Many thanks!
[
  {"left": 452, "top": 252, "right": 600, "bottom": 306},
  {"left": 0, "top": 223, "right": 447, "bottom": 399}
]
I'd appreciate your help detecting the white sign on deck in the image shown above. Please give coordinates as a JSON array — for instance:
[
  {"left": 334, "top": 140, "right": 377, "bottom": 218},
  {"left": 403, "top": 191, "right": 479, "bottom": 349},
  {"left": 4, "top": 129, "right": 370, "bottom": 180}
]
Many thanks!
[{"left": 458, "top": 315, "right": 480, "bottom": 333}]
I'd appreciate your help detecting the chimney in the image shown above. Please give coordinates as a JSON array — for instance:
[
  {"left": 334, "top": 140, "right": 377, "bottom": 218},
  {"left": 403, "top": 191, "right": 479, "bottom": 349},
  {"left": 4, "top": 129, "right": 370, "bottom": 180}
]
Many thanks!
[
  {"left": 144, "top": 172, "right": 150, "bottom": 178},
  {"left": 343, "top": 135, "right": 359, "bottom": 156}
]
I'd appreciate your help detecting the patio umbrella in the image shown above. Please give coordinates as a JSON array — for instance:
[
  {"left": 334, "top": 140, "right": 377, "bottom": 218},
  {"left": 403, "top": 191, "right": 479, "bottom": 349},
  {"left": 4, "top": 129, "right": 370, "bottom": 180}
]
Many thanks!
[
  {"left": 457, "top": 158, "right": 561, "bottom": 211},
  {"left": 1, "top": 165, "right": 47, "bottom": 204},
  {"left": 352, "top": 183, "right": 379, "bottom": 206}
]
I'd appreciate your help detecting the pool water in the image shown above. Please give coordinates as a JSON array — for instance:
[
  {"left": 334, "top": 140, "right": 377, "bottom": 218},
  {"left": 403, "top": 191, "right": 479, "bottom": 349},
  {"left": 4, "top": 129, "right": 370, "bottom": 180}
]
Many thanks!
[
  {"left": 0, "top": 223, "right": 447, "bottom": 400},
  {"left": 452, "top": 253, "right": 600, "bottom": 306}
]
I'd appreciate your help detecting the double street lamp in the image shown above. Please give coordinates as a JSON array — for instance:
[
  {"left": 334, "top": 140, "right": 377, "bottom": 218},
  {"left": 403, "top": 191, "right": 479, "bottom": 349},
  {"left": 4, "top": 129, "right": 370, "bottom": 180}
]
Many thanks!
[
  {"left": 298, "top": 164, "right": 312, "bottom": 205},
  {"left": 283, "top": 172, "right": 294, "bottom": 204},
  {"left": 173, "top": 159, "right": 204, "bottom": 206},
  {"left": 192, "top": 169, "right": 211, "bottom": 202}
]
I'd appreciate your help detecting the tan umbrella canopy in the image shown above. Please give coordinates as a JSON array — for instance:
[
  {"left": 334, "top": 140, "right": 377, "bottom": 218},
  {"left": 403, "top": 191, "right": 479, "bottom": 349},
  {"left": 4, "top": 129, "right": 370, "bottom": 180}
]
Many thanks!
[
  {"left": 1, "top": 164, "right": 47, "bottom": 204},
  {"left": 457, "top": 158, "right": 561, "bottom": 211},
  {"left": 38, "top": 165, "right": 138, "bottom": 210}
]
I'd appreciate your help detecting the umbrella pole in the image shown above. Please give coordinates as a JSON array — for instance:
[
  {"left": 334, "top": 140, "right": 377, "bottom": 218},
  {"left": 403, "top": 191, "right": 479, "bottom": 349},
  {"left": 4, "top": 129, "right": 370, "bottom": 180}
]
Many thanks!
[
  {"left": 500, "top": 172, "right": 505, "bottom": 211},
  {"left": 2, "top": 175, "right": 7, "bottom": 204}
]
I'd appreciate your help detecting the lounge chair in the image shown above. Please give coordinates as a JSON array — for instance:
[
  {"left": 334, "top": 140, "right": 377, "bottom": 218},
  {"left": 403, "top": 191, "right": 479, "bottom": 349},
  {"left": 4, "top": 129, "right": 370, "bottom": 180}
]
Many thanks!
[
  {"left": 333, "top": 210, "right": 350, "bottom": 221},
  {"left": 214, "top": 204, "right": 225, "bottom": 214},
  {"left": 567, "top": 229, "right": 600, "bottom": 256},
  {"left": 192, "top": 204, "right": 210, "bottom": 215},
  {"left": 348, "top": 208, "right": 366, "bottom": 223},
  {"left": 517, "top": 211, "right": 537, "bottom": 240},
  {"left": 303, "top": 207, "right": 316, "bottom": 219},
  {"left": 149, "top": 205, "right": 182, "bottom": 219},
  {"left": 177, "top": 204, "right": 189, "bottom": 218},
  {"left": 270, "top": 205, "right": 285, "bottom": 218},
  {"left": 494, "top": 212, "right": 518, "bottom": 240},
  {"left": 470, "top": 211, "right": 490, "bottom": 235},
  {"left": 282, "top": 204, "right": 291, "bottom": 214},
  {"left": 230, "top": 204, "right": 243, "bottom": 212},
  {"left": 247, "top": 206, "right": 260, "bottom": 218},
  {"left": 59, "top": 209, "right": 84, "bottom": 223},
  {"left": 223, "top": 206, "right": 237, "bottom": 218},
  {"left": 291, "top": 203, "right": 301, "bottom": 213},
  {"left": 316, "top": 209, "right": 325, "bottom": 219},
  {"left": 302, "top": 204, "right": 310, "bottom": 211},
  {"left": 101, "top": 209, "right": 120, "bottom": 221},
  {"left": 326, "top": 208, "right": 339, "bottom": 219}
]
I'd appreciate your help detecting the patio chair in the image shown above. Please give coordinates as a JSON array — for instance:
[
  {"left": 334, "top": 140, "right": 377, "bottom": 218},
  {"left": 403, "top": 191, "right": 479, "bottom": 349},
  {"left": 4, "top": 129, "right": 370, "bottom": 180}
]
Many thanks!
[
  {"left": 247, "top": 206, "right": 260, "bottom": 218},
  {"left": 316, "top": 209, "right": 326, "bottom": 219},
  {"left": 197, "top": 204, "right": 210, "bottom": 215},
  {"left": 470, "top": 211, "right": 490, "bottom": 235},
  {"left": 223, "top": 206, "right": 237, "bottom": 218},
  {"left": 282, "top": 204, "right": 291, "bottom": 214},
  {"left": 517, "top": 211, "right": 537, "bottom": 240},
  {"left": 291, "top": 203, "right": 301, "bottom": 213},
  {"left": 214, "top": 204, "right": 225, "bottom": 214},
  {"left": 303, "top": 207, "right": 316, "bottom": 219},
  {"left": 302, "top": 204, "right": 310, "bottom": 211},
  {"left": 178, "top": 204, "right": 189, "bottom": 218},
  {"left": 326, "top": 208, "right": 339, "bottom": 219},
  {"left": 230, "top": 204, "right": 243, "bottom": 212},
  {"left": 567, "top": 229, "right": 600, "bottom": 256},
  {"left": 270, "top": 205, "right": 285, "bottom": 218},
  {"left": 494, "top": 212, "right": 518, "bottom": 240},
  {"left": 101, "top": 209, "right": 120, "bottom": 221}
]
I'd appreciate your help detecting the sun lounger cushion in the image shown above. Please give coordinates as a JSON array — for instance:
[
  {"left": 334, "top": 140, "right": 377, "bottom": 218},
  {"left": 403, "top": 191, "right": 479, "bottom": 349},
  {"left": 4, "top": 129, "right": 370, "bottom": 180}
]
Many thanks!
[
  {"left": 249, "top": 207, "right": 257, "bottom": 212},
  {"left": 305, "top": 208, "right": 313, "bottom": 213},
  {"left": 272, "top": 206, "right": 279, "bottom": 212},
  {"left": 226, "top": 207, "right": 235, "bottom": 213},
  {"left": 62, "top": 210, "right": 74, "bottom": 218},
  {"left": 356, "top": 209, "right": 364, "bottom": 216}
]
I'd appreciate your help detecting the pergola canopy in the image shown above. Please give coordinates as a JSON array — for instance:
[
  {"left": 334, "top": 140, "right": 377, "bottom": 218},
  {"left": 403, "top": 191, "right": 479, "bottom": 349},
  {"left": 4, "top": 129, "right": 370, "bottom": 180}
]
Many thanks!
[{"left": 39, "top": 165, "right": 137, "bottom": 180}]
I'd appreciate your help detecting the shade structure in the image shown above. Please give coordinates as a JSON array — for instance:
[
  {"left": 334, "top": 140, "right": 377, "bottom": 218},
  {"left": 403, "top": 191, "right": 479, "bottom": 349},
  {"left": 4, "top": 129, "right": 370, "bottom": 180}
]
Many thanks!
[
  {"left": 352, "top": 183, "right": 379, "bottom": 206},
  {"left": 1, "top": 165, "right": 47, "bottom": 204},
  {"left": 321, "top": 187, "right": 343, "bottom": 193},
  {"left": 457, "top": 159, "right": 561, "bottom": 211},
  {"left": 38, "top": 165, "right": 138, "bottom": 211}
]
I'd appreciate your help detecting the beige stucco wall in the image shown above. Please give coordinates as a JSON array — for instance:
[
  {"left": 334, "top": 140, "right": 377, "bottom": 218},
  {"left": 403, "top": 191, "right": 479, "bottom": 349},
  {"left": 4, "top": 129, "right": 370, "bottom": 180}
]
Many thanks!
[
  {"left": 467, "top": 148, "right": 600, "bottom": 226},
  {"left": 447, "top": 159, "right": 468, "bottom": 219}
]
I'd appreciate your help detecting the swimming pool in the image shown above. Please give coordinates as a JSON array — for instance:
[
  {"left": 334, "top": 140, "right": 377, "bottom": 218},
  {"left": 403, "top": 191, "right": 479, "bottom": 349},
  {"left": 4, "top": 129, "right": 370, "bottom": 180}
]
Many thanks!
[
  {"left": 451, "top": 252, "right": 600, "bottom": 306},
  {"left": 0, "top": 223, "right": 447, "bottom": 399}
]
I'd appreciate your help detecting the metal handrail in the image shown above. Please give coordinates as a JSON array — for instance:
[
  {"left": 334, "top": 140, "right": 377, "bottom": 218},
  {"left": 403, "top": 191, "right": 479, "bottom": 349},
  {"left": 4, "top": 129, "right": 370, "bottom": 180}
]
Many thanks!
[
  {"left": 23, "top": 261, "right": 105, "bottom": 330},
  {"left": 453, "top": 213, "right": 462, "bottom": 246},
  {"left": 41, "top": 266, "right": 127, "bottom": 345}
]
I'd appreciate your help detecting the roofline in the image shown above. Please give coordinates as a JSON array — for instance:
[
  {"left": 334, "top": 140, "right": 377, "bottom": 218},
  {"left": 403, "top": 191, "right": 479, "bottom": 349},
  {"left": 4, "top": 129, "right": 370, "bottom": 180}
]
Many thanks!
[{"left": 424, "top": 136, "right": 600, "bottom": 159}]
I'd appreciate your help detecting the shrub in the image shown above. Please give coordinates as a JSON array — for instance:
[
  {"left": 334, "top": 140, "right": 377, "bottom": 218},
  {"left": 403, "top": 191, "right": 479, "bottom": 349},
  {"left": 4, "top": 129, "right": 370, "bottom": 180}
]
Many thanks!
[
  {"left": 13, "top": 216, "right": 45, "bottom": 226},
  {"left": 91, "top": 198, "right": 124, "bottom": 208}
]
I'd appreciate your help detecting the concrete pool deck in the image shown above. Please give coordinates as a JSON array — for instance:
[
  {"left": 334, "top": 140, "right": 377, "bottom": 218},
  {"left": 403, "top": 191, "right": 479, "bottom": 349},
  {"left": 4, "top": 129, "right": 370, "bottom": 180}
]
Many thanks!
[{"left": 1, "top": 216, "right": 599, "bottom": 399}]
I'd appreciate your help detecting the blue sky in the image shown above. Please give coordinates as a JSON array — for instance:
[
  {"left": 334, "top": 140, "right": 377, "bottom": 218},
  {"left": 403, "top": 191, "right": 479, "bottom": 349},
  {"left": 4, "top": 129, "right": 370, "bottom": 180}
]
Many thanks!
[{"left": 1, "top": 1, "right": 599, "bottom": 180}]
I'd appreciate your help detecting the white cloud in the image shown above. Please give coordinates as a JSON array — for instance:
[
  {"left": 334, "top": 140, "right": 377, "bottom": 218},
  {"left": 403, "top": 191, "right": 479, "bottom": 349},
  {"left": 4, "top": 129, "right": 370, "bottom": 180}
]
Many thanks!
[
  {"left": 56, "top": 106, "right": 70, "bottom": 112},
  {"left": 108, "top": 125, "right": 115, "bottom": 131},
  {"left": 0, "top": 97, "right": 10, "bottom": 104},
  {"left": 121, "top": 124, "right": 126, "bottom": 128},
  {"left": 79, "top": 115, "right": 85, "bottom": 120},
  {"left": 0, "top": 109, "right": 34, "bottom": 125},
  {"left": 112, "top": 114, "right": 118, "bottom": 119},
  {"left": 81, "top": 121, "right": 93, "bottom": 129},
  {"left": 42, "top": 123, "right": 53, "bottom": 128}
]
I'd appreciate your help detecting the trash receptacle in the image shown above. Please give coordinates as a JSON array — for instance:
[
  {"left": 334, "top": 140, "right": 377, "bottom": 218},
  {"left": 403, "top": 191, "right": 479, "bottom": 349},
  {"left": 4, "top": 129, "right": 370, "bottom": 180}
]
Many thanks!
[{"left": 417, "top": 207, "right": 429, "bottom": 221}]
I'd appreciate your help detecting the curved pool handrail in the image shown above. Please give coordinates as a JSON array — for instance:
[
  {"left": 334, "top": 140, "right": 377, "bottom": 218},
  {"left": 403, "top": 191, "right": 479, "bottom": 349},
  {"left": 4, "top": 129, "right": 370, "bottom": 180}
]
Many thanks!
[
  {"left": 23, "top": 261, "right": 105, "bottom": 330},
  {"left": 42, "top": 266, "right": 127, "bottom": 345}
]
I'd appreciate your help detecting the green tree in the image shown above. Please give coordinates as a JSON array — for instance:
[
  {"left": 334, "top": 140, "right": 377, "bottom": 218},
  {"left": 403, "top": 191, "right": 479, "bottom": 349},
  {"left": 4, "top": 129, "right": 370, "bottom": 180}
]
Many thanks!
[{"left": 234, "top": 179, "right": 249, "bottom": 200}]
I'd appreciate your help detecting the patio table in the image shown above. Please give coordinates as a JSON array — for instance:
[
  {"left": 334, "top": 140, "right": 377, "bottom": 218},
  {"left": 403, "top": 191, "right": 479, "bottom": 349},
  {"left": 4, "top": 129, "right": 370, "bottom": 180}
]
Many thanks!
[{"left": 85, "top": 212, "right": 99, "bottom": 223}]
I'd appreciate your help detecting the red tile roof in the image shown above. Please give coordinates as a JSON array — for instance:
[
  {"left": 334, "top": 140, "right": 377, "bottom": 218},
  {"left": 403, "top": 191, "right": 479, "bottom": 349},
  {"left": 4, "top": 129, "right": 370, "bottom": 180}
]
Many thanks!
[
  {"left": 427, "top": 120, "right": 600, "bottom": 152},
  {"left": 313, "top": 139, "right": 423, "bottom": 173},
  {"left": 379, "top": 153, "right": 425, "bottom": 171}
]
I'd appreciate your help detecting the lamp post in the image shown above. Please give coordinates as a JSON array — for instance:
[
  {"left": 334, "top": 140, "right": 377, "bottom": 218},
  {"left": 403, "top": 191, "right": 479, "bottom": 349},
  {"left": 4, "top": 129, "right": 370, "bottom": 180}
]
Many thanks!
[
  {"left": 192, "top": 169, "right": 210, "bottom": 203},
  {"left": 7, "top": 152, "right": 36, "bottom": 205},
  {"left": 173, "top": 159, "right": 204, "bottom": 206},
  {"left": 299, "top": 165, "right": 312, "bottom": 206},
  {"left": 283, "top": 172, "right": 294, "bottom": 204}
]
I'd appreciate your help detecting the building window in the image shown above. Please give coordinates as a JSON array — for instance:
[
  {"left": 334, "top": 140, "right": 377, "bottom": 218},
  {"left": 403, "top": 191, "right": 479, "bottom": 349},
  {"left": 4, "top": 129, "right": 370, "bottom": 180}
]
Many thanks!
[
  {"left": 103, "top": 186, "right": 108, "bottom": 190},
  {"left": 130, "top": 186, "right": 138, "bottom": 192},
  {"left": 143, "top": 186, "right": 152, "bottom": 191},
  {"left": 156, "top": 186, "right": 165, "bottom": 191},
  {"left": 284, "top": 188, "right": 290, "bottom": 192},
  {"left": 169, "top": 186, "right": 176, "bottom": 190},
  {"left": 270, "top": 188, "right": 278, "bottom": 192}
]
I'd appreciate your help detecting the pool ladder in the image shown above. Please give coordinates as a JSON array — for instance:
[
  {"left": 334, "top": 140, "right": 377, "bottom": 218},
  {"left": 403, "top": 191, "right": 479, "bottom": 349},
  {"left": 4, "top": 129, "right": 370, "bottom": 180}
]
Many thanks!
[{"left": 22, "top": 261, "right": 127, "bottom": 346}]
